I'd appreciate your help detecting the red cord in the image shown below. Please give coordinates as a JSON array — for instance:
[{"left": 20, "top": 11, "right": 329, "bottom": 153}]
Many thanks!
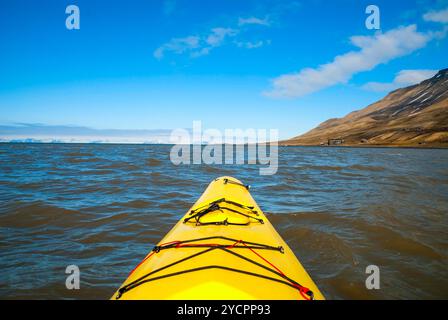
[
  {"left": 226, "top": 239, "right": 243, "bottom": 249},
  {"left": 239, "top": 241, "right": 311, "bottom": 300},
  {"left": 127, "top": 240, "right": 180, "bottom": 277},
  {"left": 127, "top": 251, "right": 155, "bottom": 277},
  {"left": 126, "top": 239, "right": 312, "bottom": 300},
  {"left": 174, "top": 239, "right": 242, "bottom": 249}
]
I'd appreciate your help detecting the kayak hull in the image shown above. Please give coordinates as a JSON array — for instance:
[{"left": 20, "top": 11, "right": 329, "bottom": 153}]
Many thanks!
[{"left": 113, "top": 177, "right": 325, "bottom": 300}]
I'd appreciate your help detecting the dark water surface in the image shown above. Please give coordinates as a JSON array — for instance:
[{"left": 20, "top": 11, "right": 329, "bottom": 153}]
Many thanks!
[{"left": 0, "top": 143, "right": 447, "bottom": 299}]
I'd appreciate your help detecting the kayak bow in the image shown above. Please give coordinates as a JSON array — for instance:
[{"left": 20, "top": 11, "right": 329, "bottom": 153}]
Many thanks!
[{"left": 113, "top": 176, "right": 325, "bottom": 300}]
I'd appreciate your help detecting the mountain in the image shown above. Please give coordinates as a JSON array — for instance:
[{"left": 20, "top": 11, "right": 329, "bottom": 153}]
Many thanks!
[{"left": 284, "top": 68, "right": 448, "bottom": 147}]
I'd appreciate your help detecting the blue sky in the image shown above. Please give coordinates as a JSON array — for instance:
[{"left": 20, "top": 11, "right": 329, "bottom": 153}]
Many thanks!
[{"left": 0, "top": 0, "right": 447, "bottom": 141}]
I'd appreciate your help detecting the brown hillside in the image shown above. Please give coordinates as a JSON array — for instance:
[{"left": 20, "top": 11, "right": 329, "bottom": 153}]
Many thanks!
[{"left": 284, "top": 68, "right": 448, "bottom": 147}]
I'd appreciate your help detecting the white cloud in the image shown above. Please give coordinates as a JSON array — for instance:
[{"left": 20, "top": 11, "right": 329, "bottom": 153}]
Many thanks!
[
  {"left": 264, "top": 25, "right": 432, "bottom": 98},
  {"left": 238, "top": 16, "right": 270, "bottom": 26},
  {"left": 206, "top": 28, "right": 238, "bottom": 47},
  {"left": 362, "top": 69, "right": 438, "bottom": 92},
  {"left": 236, "top": 40, "right": 270, "bottom": 49},
  {"left": 154, "top": 14, "right": 272, "bottom": 59},
  {"left": 423, "top": 8, "right": 448, "bottom": 23},
  {"left": 153, "top": 36, "right": 200, "bottom": 59},
  {"left": 190, "top": 47, "right": 211, "bottom": 58},
  {"left": 154, "top": 28, "right": 239, "bottom": 59}
]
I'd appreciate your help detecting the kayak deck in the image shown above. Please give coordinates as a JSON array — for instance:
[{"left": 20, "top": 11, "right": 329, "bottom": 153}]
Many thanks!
[{"left": 113, "top": 177, "right": 325, "bottom": 300}]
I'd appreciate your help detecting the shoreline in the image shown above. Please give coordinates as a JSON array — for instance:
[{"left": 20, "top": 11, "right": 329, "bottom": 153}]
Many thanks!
[
  {"left": 279, "top": 143, "right": 448, "bottom": 150},
  {"left": 1, "top": 141, "right": 448, "bottom": 150}
]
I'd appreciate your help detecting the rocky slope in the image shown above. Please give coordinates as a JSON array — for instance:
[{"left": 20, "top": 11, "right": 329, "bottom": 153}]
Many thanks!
[{"left": 284, "top": 68, "right": 448, "bottom": 147}]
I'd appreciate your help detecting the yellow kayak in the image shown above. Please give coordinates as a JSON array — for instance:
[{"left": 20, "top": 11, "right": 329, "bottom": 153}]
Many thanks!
[{"left": 113, "top": 176, "right": 325, "bottom": 300}]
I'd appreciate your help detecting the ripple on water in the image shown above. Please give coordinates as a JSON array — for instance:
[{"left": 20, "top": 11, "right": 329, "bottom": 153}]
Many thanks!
[{"left": 0, "top": 144, "right": 447, "bottom": 299}]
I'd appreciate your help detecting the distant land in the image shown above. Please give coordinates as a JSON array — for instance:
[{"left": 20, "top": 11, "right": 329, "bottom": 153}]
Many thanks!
[
  {"left": 283, "top": 68, "right": 448, "bottom": 148},
  {"left": 0, "top": 124, "right": 173, "bottom": 144}
]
